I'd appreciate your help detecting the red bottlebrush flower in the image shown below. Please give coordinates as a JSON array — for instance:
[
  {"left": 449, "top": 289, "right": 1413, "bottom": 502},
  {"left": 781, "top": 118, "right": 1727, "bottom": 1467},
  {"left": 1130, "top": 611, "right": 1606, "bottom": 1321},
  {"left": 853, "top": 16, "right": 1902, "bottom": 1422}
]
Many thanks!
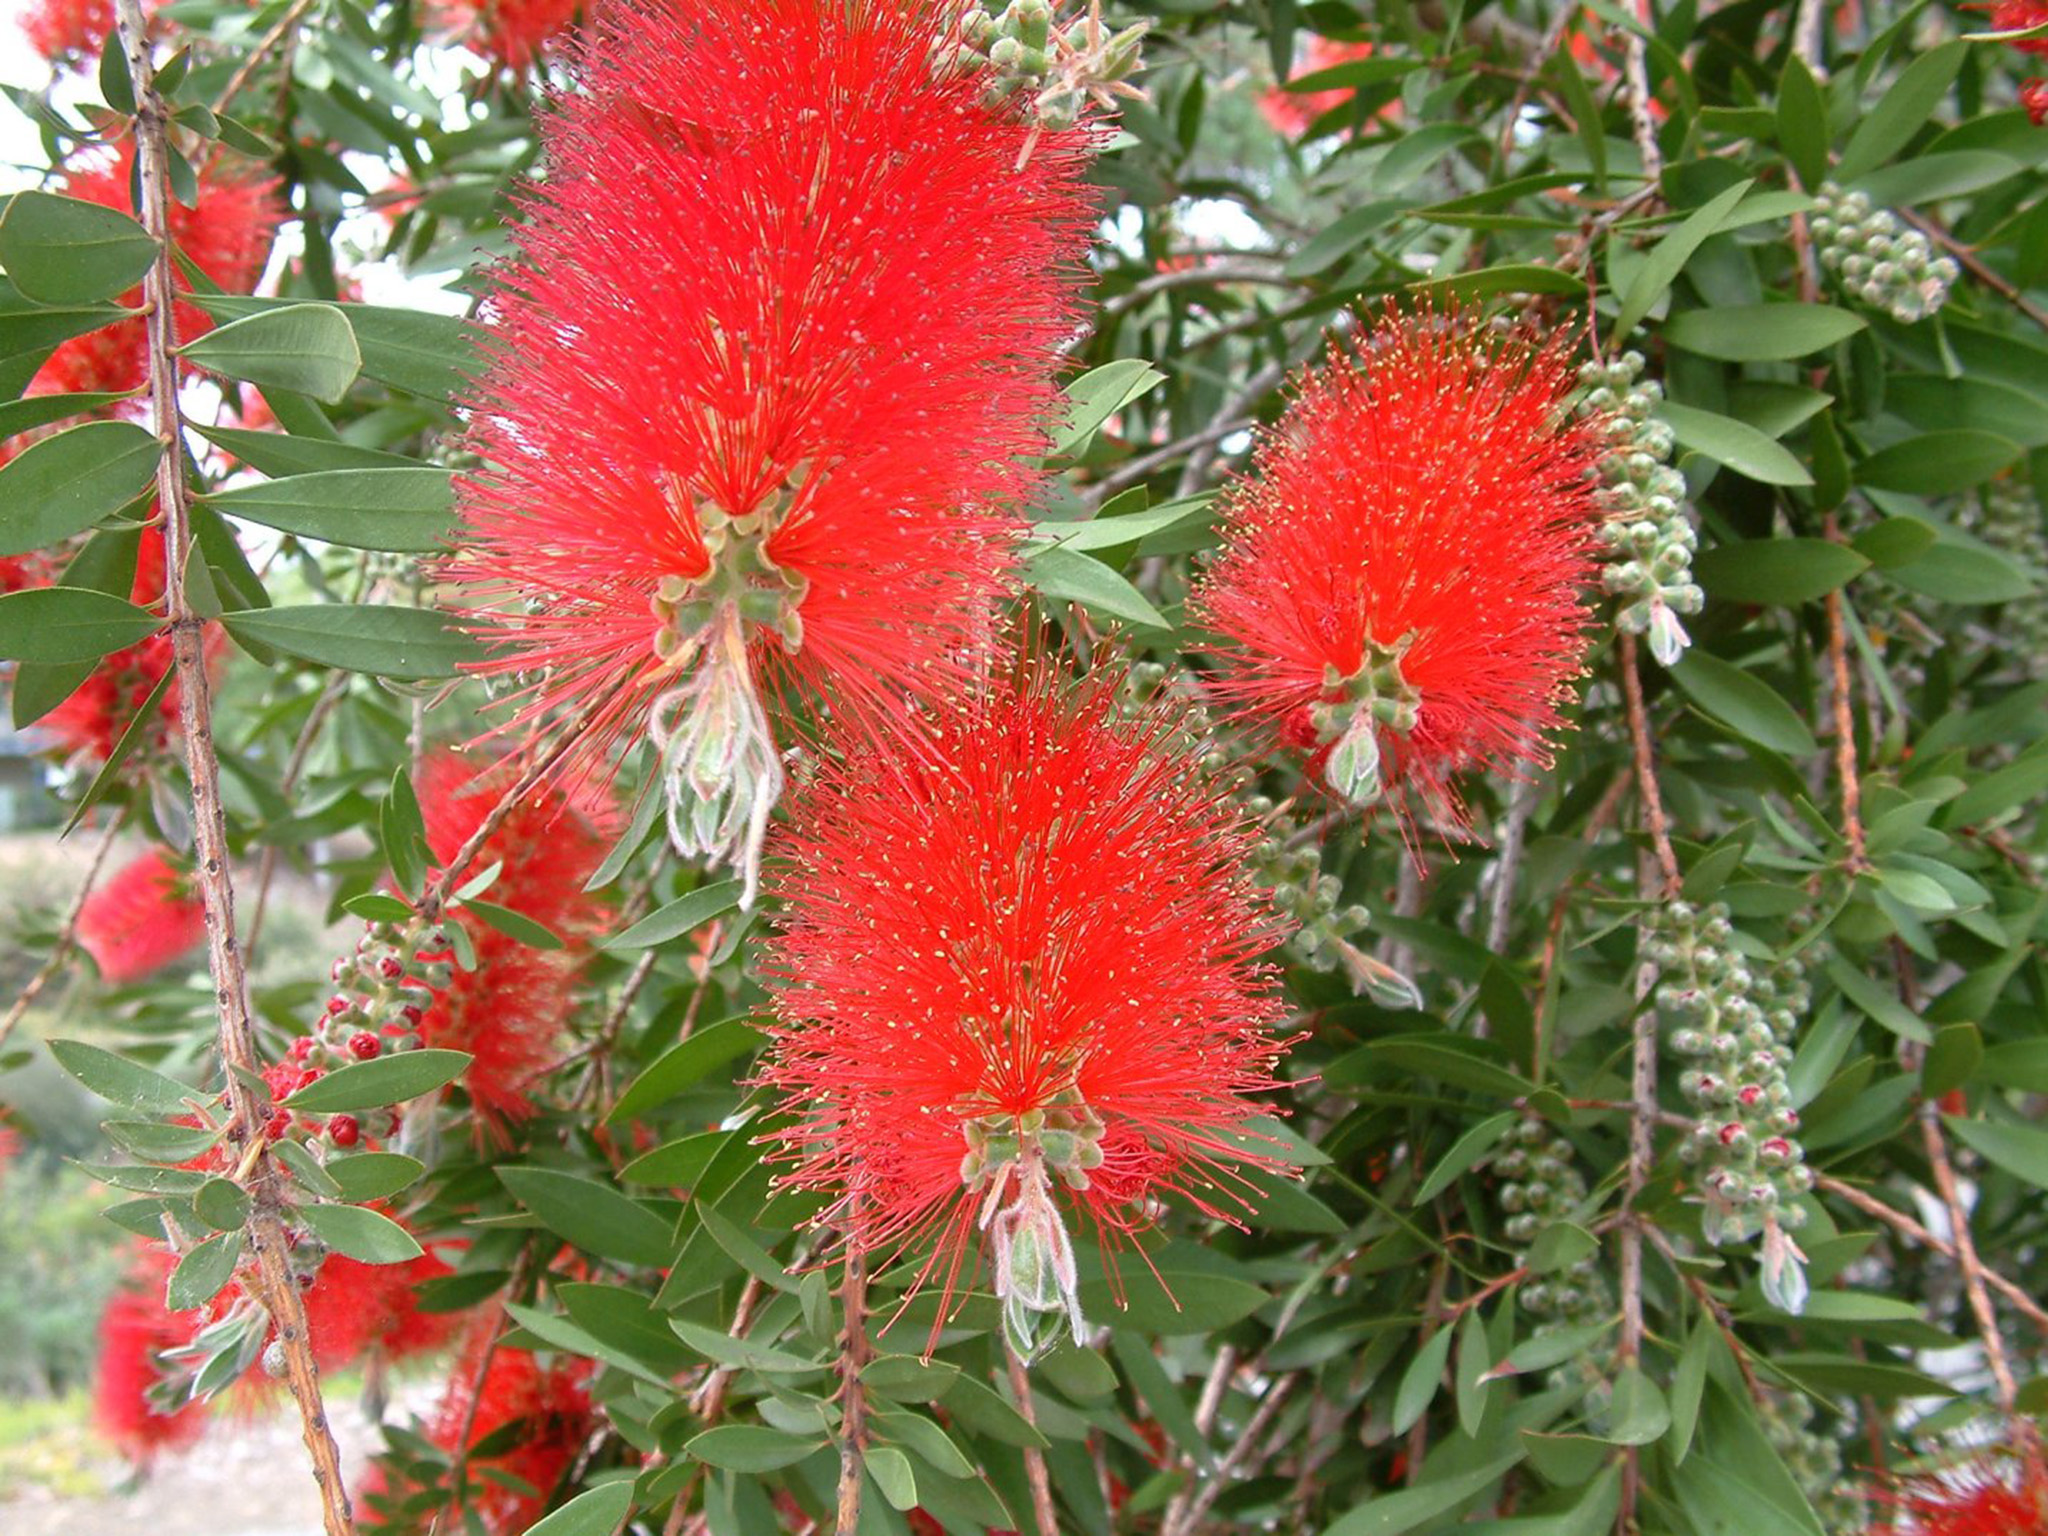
[
  {"left": 0, "top": 1122, "right": 20, "bottom": 1184},
  {"left": 76, "top": 848, "right": 206, "bottom": 983},
  {"left": 369, "top": 1317, "right": 595, "bottom": 1534},
  {"left": 759, "top": 652, "right": 1295, "bottom": 1358},
  {"left": 301, "top": 1248, "right": 461, "bottom": 1369},
  {"left": 413, "top": 754, "right": 610, "bottom": 1120},
  {"left": 1187, "top": 306, "right": 1602, "bottom": 827},
  {"left": 445, "top": 0, "right": 1097, "bottom": 903},
  {"left": 2025, "top": 78, "right": 2048, "bottom": 124},
  {"left": 32, "top": 141, "right": 280, "bottom": 397},
  {"left": 1869, "top": 1455, "right": 2048, "bottom": 1534},
  {"left": 18, "top": 0, "right": 121, "bottom": 66},
  {"left": 1991, "top": 0, "right": 2048, "bottom": 54},
  {"left": 92, "top": 1248, "right": 209, "bottom": 1461},
  {"left": 1258, "top": 37, "right": 1384, "bottom": 137},
  {"left": 426, "top": 0, "right": 578, "bottom": 73}
]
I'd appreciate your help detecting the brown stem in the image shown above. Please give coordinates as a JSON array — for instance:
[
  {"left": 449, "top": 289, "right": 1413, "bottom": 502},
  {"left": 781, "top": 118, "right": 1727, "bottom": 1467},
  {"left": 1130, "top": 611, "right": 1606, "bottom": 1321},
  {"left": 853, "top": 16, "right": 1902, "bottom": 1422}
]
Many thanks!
[
  {"left": 1617, "top": 854, "right": 1660, "bottom": 1536},
  {"left": 1918, "top": 1105, "right": 2024, "bottom": 1415},
  {"left": 1486, "top": 754, "right": 1543, "bottom": 955},
  {"left": 0, "top": 808, "right": 126, "bottom": 1050},
  {"left": 833, "top": 1238, "right": 872, "bottom": 1536},
  {"left": 1618, "top": 633, "right": 1681, "bottom": 898},
  {"left": 245, "top": 668, "right": 352, "bottom": 951},
  {"left": 1004, "top": 1344, "right": 1060, "bottom": 1536},
  {"left": 1161, "top": 1372, "right": 1300, "bottom": 1536},
  {"left": 1822, "top": 514, "right": 1869, "bottom": 874},
  {"left": 1620, "top": 0, "right": 1663, "bottom": 182},
  {"left": 1816, "top": 1175, "right": 2048, "bottom": 1336},
  {"left": 1642, "top": 1225, "right": 1764, "bottom": 1404},
  {"left": 114, "top": 6, "right": 352, "bottom": 1530}
]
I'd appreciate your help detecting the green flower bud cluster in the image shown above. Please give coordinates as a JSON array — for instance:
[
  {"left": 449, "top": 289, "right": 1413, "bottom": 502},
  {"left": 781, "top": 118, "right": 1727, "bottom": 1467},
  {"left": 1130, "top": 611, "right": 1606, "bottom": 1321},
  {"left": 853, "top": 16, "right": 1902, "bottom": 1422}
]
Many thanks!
[
  {"left": 1576, "top": 352, "right": 1701, "bottom": 667},
  {"left": 934, "top": 1, "right": 1148, "bottom": 133},
  {"left": 1497, "top": 1116, "right": 1609, "bottom": 1330},
  {"left": 1811, "top": 183, "right": 1960, "bottom": 325},
  {"left": 1647, "top": 901, "right": 1816, "bottom": 1309},
  {"left": 1309, "top": 635, "right": 1421, "bottom": 809},
  {"left": 1242, "top": 797, "right": 1372, "bottom": 972},
  {"left": 1759, "top": 1392, "right": 1861, "bottom": 1534}
]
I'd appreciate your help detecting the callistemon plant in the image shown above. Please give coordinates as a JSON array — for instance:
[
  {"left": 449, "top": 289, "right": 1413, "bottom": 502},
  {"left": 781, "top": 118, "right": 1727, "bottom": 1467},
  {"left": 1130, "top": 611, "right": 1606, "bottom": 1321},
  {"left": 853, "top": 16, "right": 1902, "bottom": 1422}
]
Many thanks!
[
  {"left": 447, "top": 0, "right": 1099, "bottom": 904},
  {"left": 760, "top": 651, "right": 1296, "bottom": 1360},
  {"left": 1189, "top": 306, "right": 1603, "bottom": 824}
]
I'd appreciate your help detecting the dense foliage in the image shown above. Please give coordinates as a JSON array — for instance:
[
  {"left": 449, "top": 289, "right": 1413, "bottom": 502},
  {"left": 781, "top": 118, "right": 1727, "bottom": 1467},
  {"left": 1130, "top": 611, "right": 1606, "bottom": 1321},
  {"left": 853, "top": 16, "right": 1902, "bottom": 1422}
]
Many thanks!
[{"left": 3, "top": 0, "right": 2048, "bottom": 1533}]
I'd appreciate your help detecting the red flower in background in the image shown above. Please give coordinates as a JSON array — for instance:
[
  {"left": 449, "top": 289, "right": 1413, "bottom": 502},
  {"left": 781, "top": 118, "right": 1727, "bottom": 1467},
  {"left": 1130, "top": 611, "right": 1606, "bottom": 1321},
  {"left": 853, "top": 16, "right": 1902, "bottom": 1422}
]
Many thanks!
[
  {"left": 446, "top": 0, "right": 1097, "bottom": 904},
  {"left": 35, "top": 529, "right": 193, "bottom": 769},
  {"left": 76, "top": 848, "right": 205, "bottom": 983},
  {"left": 1189, "top": 306, "right": 1602, "bottom": 826},
  {"left": 760, "top": 652, "right": 1294, "bottom": 1357},
  {"left": 2024, "top": 78, "right": 2048, "bottom": 124},
  {"left": 32, "top": 140, "right": 280, "bottom": 398},
  {"left": 1259, "top": 37, "right": 1385, "bottom": 137},
  {"left": 364, "top": 1315, "right": 594, "bottom": 1534},
  {"left": 301, "top": 1249, "right": 461, "bottom": 1368},
  {"left": 1990, "top": 0, "right": 2048, "bottom": 55},
  {"left": 426, "top": 0, "right": 577, "bottom": 72},
  {"left": 1868, "top": 1456, "right": 2048, "bottom": 1534},
  {"left": 413, "top": 753, "right": 611, "bottom": 1121},
  {"left": 91, "top": 1248, "right": 208, "bottom": 1460},
  {"left": 18, "top": 0, "right": 126, "bottom": 66}
]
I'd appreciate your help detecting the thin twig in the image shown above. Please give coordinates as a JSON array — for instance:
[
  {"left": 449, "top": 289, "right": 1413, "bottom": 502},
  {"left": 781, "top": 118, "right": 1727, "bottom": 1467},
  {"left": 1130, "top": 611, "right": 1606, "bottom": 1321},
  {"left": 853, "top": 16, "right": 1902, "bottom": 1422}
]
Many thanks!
[
  {"left": 1792, "top": 0, "right": 1827, "bottom": 72},
  {"left": 1156, "top": 1344, "right": 1238, "bottom": 1535},
  {"left": 0, "top": 808, "right": 126, "bottom": 1050},
  {"left": 1495, "top": 4, "right": 1579, "bottom": 168},
  {"left": 1642, "top": 1225, "right": 1764, "bottom": 1403},
  {"left": 1098, "top": 258, "right": 1305, "bottom": 319},
  {"left": 207, "top": 0, "right": 315, "bottom": 120},
  {"left": 1486, "top": 758, "right": 1543, "bottom": 955},
  {"left": 833, "top": 1238, "right": 872, "bottom": 1535},
  {"left": 1822, "top": 514, "right": 1870, "bottom": 874},
  {"left": 116, "top": 5, "right": 352, "bottom": 1531},
  {"left": 245, "top": 669, "right": 351, "bottom": 951},
  {"left": 1004, "top": 1345, "right": 1060, "bottom": 1536},
  {"left": 1816, "top": 1176, "right": 2048, "bottom": 1334},
  {"left": 1618, "top": 849, "right": 1660, "bottom": 1535},
  {"left": 1918, "top": 1104, "right": 2023, "bottom": 1413},
  {"left": 1161, "top": 1372, "right": 1300, "bottom": 1536},
  {"left": 1618, "top": 633, "right": 1681, "bottom": 898},
  {"left": 1619, "top": 0, "right": 1663, "bottom": 182}
]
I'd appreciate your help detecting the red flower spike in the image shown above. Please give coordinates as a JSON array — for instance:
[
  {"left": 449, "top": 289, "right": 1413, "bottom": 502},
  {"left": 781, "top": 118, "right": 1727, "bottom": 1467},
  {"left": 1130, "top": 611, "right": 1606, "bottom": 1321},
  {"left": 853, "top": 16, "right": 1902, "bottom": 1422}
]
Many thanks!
[
  {"left": 1258, "top": 37, "right": 1393, "bottom": 138},
  {"left": 412, "top": 754, "right": 610, "bottom": 1120},
  {"left": 76, "top": 848, "right": 206, "bottom": 984},
  {"left": 92, "top": 1248, "right": 209, "bottom": 1460},
  {"left": 368, "top": 1315, "right": 595, "bottom": 1535},
  {"left": 1188, "top": 305, "right": 1603, "bottom": 829},
  {"left": 19, "top": 0, "right": 125, "bottom": 67},
  {"left": 2025, "top": 78, "right": 2048, "bottom": 125},
  {"left": 445, "top": 0, "right": 1098, "bottom": 904},
  {"left": 1869, "top": 1455, "right": 2048, "bottom": 1535},
  {"left": 425, "top": 0, "right": 577, "bottom": 73},
  {"left": 759, "top": 652, "right": 1296, "bottom": 1359},
  {"left": 32, "top": 141, "right": 280, "bottom": 398},
  {"left": 1991, "top": 0, "right": 2048, "bottom": 55}
]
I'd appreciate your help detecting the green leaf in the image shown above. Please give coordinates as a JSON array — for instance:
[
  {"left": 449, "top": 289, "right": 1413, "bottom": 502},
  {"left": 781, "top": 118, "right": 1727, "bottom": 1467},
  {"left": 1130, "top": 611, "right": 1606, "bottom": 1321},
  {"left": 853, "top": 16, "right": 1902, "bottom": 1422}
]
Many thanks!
[
  {"left": 1454, "top": 1311, "right": 1491, "bottom": 1438},
  {"left": 1603, "top": 1364, "right": 1671, "bottom": 1446},
  {"left": 668, "top": 1319, "right": 826, "bottom": 1377},
  {"left": 0, "top": 587, "right": 161, "bottom": 665},
  {"left": 192, "top": 295, "right": 479, "bottom": 402},
  {"left": 1411, "top": 1111, "right": 1516, "bottom": 1206},
  {"left": 326, "top": 1152, "right": 426, "bottom": 1203},
  {"left": 49, "top": 1039, "right": 198, "bottom": 1114},
  {"left": 1886, "top": 540, "right": 2037, "bottom": 604},
  {"left": 1777, "top": 55, "right": 1829, "bottom": 190},
  {"left": 1668, "top": 652, "right": 1819, "bottom": 756},
  {"left": 1415, "top": 263, "right": 1588, "bottom": 301},
  {"left": 1027, "top": 545, "right": 1170, "bottom": 630},
  {"left": 1670, "top": 1317, "right": 1715, "bottom": 1462},
  {"left": 190, "top": 422, "right": 414, "bottom": 477},
  {"left": 105, "top": 1119, "right": 220, "bottom": 1161},
  {"left": 1857, "top": 431, "right": 2019, "bottom": 497},
  {"left": 0, "top": 420, "right": 162, "bottom": 558},
  {"left": 282, "top": 1049, "right": 471, "bottom": 1112},
  {"left": 0, "top": 390, "right": 136, "bottom": 440},
  {"left": 299, "top": 1203, "right": 424, "bottom": 1264},
  {"left": 608, "top": 1018, "right": 763, "bottom": 1124},
  {"left": 1284, "top": 200, "right": 1405, "bottom": 277},
  {"left": 1692, "top": 539, "right": 1867, "bottom": 605},
  {"left": 496, "top": 1166, "right": 675, "bottom": 1267},
  {"left": 1391, "top": 1324, "right": 1454, "bottom": 1436},
  {"left": 1944, "top": 1114, "right": 2048, "bottom": 1192},
  {"left": 463, "top": 899, "right": 564, "bottom": 951},
  {"left": 1825, "top": 953, "right": 1932, "bottom": 1044},
  {"left": 685, "top": 1425, "right": 827, "bottom": 1473},
  {"left": 166, "top": 1231, "right": 242, "bottom": 1311},
  {"left": 1052, "top": 359, "right": 1165, "bottom": 456},
  {"left": 193, "top": 1176, "right": 250, "bottom": 1231},
  {"left": 599, "top": 880, "right": 744, "bottom": 952},
  {"left": 1612, "top": 180, "right": 1753, "bottom": 339},
  {"left": 219, "top": 604, "right": 481, "bottom": 680},
  {"left": 1323, "top": 1454, "right": 1522, "bottom": 1536},
  {"left": 1661, "top": 403, "right": 1812, "bottom": 487},
  {"left": 179, "top": 304, "right": 361, "bottom": 404},
  {"left": 524, "top": 1483, "right": 634, "bottom": 1536},
  {"left": 202, "top": 468, "right": 454, "bottom": 553},
  {"left": 1662, "top": 304, "right": 1864, "bottom": 362},
  {"left": 1080, "top": 1253, "right": 1267, "bottom": 1335},
  {"left": 1836, "top": 40, "right": 1966, "bottom": 182},
  {"left": 1854, "top": 150, "right": 2026, "bottom": 208},
  {"left": 865, "top": 1445, "right": 918, "bottom": 1511},
  {"left": 0, "top": 191, "right": 157, "bottom": 305},
  {"left": 1851, "top": 516, "right": 1939, "bottom": 569}
]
